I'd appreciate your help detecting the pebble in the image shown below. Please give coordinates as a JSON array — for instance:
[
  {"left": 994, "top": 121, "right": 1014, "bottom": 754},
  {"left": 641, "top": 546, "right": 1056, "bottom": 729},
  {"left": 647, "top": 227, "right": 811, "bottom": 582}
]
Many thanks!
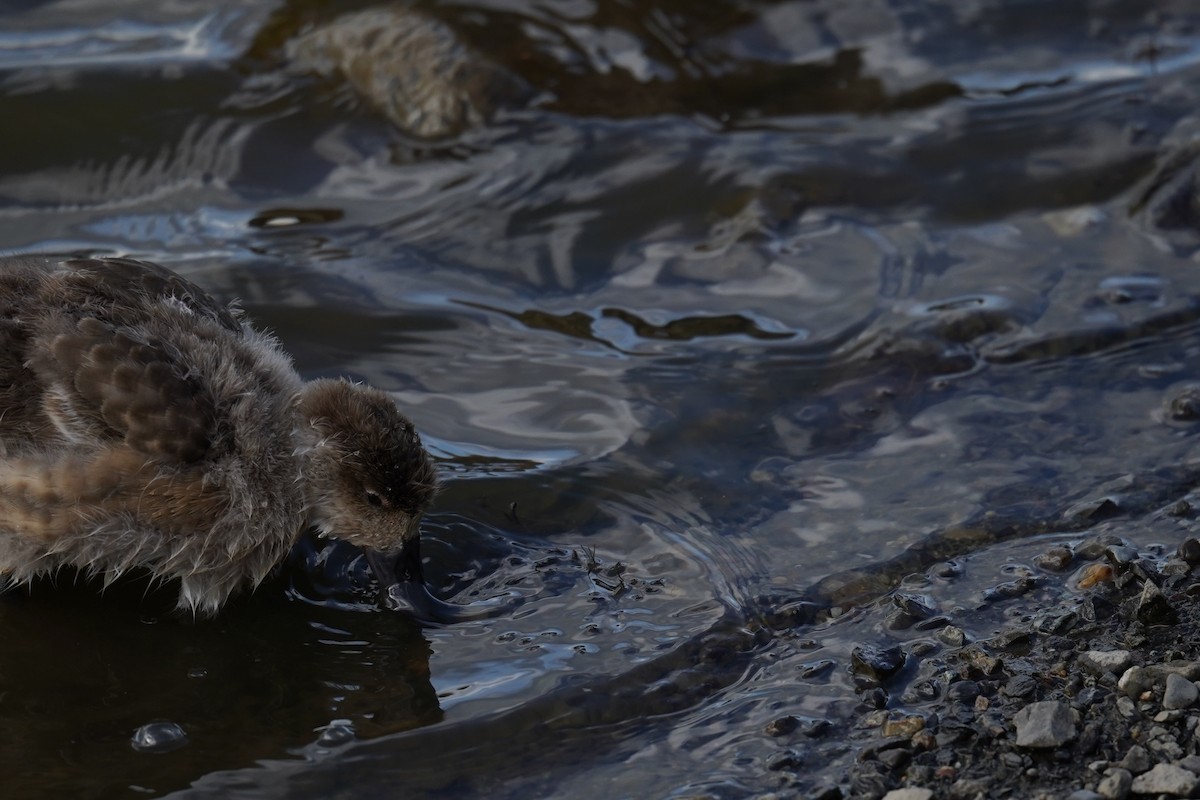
[
  {"left": 1128, "top": 763, "right": 1199, "bottom": 796},
  {"left": 1034, "top": 546, "right": 1073, "bottom": 571},
  {"left": 1135, "top": 580, "right": 1179, "bottom": 625},
  {"left": 1079, "top": 650, "right": 1133, "bottom": 677},
  {"left": 1096, "top": 767, "right": 1131, "bottom": 800},
  {"left": 1118, "top": 666, "right": 1153, "bottom": 698},
  {"left": 1163, "top": 673, "right": 1199, "bottom": 710},
  {"left": 1118, "top": 745, "right": 1151, "bottom": 774},
  {"left": 882, "top": 715, "right": 925, "bottom": 738},
  {"left": 881, "top": 789, "right": 933, "bottom": 800},
  {"left": 851, "top": 644, "right": 906, "bottom": 682},
  {"left": 1013, "top": 700, "right": 1077, "bottom": 748},
  {"left": 1115, "top": 695, "right": 1139, "bottom": 719},
  {"left": 938, "top": 625, "right": 967, "bottom": 646}
]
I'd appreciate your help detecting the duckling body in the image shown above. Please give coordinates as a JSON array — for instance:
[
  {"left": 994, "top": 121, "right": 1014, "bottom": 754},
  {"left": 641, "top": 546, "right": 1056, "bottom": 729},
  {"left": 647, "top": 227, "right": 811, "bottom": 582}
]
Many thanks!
[{"left": 0, "top": 256, "right": 437, "bottom": 614}]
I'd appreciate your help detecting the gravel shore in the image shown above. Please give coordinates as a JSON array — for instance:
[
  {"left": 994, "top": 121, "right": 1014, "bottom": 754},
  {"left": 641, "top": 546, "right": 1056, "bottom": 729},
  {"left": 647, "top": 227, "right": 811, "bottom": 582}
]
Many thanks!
[{"left": 771, "top": 535, "right": 1200, "bottom": 799}]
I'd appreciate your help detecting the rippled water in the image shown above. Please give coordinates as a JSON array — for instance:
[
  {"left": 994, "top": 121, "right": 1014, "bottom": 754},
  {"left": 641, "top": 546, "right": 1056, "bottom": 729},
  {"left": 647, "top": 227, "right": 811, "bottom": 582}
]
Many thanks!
[{"left": 6, "top": 1, "right": 1200, "bottom": 797}]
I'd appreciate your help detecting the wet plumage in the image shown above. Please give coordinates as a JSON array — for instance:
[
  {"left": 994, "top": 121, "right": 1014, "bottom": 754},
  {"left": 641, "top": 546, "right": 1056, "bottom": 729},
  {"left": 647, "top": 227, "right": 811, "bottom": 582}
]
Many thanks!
[{"left": 0, "top": 255, "right": 438, "bottom": 615}]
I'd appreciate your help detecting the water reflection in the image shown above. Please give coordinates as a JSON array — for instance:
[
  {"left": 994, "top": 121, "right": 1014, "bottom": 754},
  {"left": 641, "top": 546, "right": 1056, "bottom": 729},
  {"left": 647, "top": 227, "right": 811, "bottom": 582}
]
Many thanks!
[{"left": 5, "top": 0, "right": 1200, "bottom": 797}]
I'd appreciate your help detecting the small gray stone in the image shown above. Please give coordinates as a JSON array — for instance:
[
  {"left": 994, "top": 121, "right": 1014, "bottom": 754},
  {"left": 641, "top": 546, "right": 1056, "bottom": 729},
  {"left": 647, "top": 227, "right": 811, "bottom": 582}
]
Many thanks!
[
  {"left": 1079, "top": 650, "right": 1133, "bottom": 677},
  {"left": 1096, "top": 767, "right": 1131, "bottom": 800},
  {"left": 1066, "top": 791, "right": 1103, "bottom": 800},
  {"left": 1164, "top": 673, "right": 1200, "bottom": 710},
  {"left": 1119, "top": 666, "right": 1154, "bottom": 697},
  {"left": 882, "top": 789, "right": 934, "bottom": 800},
  {"left": 1115, "top": 695, "right": 1138, "bottom": 719},
  {"left": 1119, "top": 745, "right": 1151, "bottom": 773},
  {"left": 1013, "top": 700, "right": 1077, "bottom": 748},
  {"left": 1129, "top": 763, "right": 1199, "bottom": 796}
]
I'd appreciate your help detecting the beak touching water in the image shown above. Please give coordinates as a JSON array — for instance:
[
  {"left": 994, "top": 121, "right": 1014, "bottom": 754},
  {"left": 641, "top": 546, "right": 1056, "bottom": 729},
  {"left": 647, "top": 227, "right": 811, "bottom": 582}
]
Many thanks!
[{"left": 361, "top": 524, "right": 511, "bottom": 625}]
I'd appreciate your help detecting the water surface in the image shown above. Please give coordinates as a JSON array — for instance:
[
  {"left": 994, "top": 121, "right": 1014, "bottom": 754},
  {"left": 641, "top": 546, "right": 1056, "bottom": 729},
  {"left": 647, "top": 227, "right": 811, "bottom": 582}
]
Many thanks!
[{"left": 4, "top": 1, "right": 1200, "bottom": 797}]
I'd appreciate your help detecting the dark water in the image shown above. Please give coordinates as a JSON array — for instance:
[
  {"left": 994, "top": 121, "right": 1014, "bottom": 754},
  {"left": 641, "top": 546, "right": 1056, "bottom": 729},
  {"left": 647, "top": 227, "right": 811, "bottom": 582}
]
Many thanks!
[{"left": 5, "top": 1, "right": 1200, "bottom": 797}]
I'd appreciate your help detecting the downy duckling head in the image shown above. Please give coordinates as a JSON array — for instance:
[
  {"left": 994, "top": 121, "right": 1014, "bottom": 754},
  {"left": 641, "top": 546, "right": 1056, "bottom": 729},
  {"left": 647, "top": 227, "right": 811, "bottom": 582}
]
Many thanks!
[{"left": 299, "top": 378, "right": 439, "bottom": 589}]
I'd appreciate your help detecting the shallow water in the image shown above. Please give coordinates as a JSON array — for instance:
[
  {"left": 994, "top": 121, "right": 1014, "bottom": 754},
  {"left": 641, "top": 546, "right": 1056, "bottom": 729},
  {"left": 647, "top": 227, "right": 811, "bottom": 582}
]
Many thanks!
[{"left": 6, "top": 0, "right": 1200, "bottom": 797}]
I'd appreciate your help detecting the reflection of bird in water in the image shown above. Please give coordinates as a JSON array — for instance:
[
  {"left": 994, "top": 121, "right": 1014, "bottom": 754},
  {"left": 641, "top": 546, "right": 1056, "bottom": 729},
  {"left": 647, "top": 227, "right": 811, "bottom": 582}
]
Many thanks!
[{"left": 0, "top": 255, "right": 438, "bottom": 615}]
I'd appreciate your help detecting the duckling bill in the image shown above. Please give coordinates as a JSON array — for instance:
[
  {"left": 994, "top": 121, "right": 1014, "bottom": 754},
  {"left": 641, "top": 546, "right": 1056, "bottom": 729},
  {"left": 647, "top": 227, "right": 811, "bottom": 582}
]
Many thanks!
[{"left": 0, "top": 255, "right": 438, "bottom": 615}]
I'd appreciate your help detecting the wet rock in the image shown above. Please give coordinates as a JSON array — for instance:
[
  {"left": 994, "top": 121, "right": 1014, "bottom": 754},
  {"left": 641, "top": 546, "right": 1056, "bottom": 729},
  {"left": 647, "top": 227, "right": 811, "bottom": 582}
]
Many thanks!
[
  {"left": 1035, "top": 546, "right": 1074, "bottom": 571},
  {"left": 938, "top": 626, "right": 966, "bottom": 646},
  {"left": 862, "top": 687, "right": 889, "bottom": 709},
  {"left": 1065, "top": 791, "right": 1103, "bottom": 800},
  {"left": 983, "top": 577, "right": 1037, "bottom": 602},
  {"left": 1096, "top": 767, "right": 1131, "bottom": 800},
  {"left": 1003, "top": 674, "right": 1038, "bottom": 699},
  {"left": 946, "top": 680, "right": 981, "bottom": 703},
  {"left": 881, "top": 715, "right": 925, "bottom": 738},
  {"left": 877, "top": 747, "right": 912, "bottom": 771},
  {"left": 285, "top": 6, "right": 528, "bottom": 140},
  {"left": 992, "top": 629, "right": 1033, "bottom": 654},
  {"left": 800, "top": 659, "right": 836, "bottom": 679},
  {"left": 803, "top": 719, "right": 832, "bottom": 738},
  {"left": 1134, "top": 579, "right": 1178, "bottom": 625},
  {"left": 130, "top": 721, "right": 188, "bottom": 753},
  {"left": 911, "top": 730, "right": 936, "bottom": 752},
  {"left": 315, "top": 719, "right": 355, "bottom": 746},
  {"left": 1181, "top": 539, "right": 1200, "bottom": 565},
  {"left": 764, "top": 715, "right": 800, "bottom": 737},
  {"left": 1105, "top": 545, "right": 1139, "bottom": 567},
  {"left": 1128, "top": 763, "right": 1199, "bottom": 796},
  {"left": 892, "top": 593, "right": 936, "bottom": 620},
  {"left": 1079, "top": 650, "right": 1133, "bottom": 677},
  {"left": 1078, "top": 564, "right": 1117, "bottom": 591},
  {"left": 1163, "top": 673, "right": 1199, "bottom": 710},
  {"left": 1165, "top": 385, "right": 1200, "bottom": 421},
  {"left": 1013, "top": 700, "right": 1077, "bottom": 748},
  {"left": 1163, "top": 558, "right": 1192, "bottom": 579},
  {"left": 851, "top": 644, "right": 906, "bottom": 683},
  {"left": 766, "top": 750, "right": 803, "bottom": 771}
]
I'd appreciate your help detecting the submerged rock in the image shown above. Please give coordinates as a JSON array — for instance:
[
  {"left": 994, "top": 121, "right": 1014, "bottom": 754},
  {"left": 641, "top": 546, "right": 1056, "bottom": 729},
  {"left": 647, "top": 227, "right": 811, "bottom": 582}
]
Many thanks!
[
  {"left": 131, "top": 721, "right": 188, "bottom": 753},
  {"left": 286, "top": 6, "right": 528, "bottom": 140}
]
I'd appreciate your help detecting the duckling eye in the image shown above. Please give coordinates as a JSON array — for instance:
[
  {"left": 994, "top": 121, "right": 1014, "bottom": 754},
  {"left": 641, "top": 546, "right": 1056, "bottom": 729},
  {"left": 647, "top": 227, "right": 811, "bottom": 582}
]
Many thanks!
[{"left": 364, "top": 489, "right": 385, "bottom": 508}]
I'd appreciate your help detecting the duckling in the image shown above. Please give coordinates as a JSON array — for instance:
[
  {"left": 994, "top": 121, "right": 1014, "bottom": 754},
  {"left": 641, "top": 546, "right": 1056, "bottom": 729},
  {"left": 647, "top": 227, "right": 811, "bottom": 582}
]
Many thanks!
[{"left": 0, "top": 255, "right": 438, "bottom": 615}]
